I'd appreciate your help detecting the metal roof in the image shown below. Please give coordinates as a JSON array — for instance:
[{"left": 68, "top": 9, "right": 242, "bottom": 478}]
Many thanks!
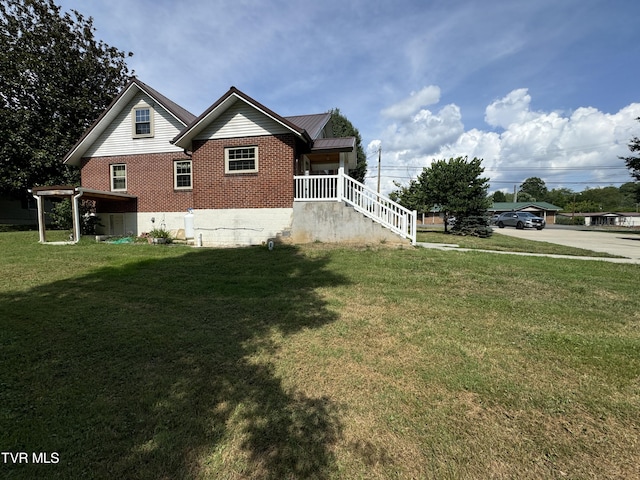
[
  {"left": 311, "top": 137, "right": 356, "bottom": 152},
  {"left": 490, "top": 202, "right": 562, "bottom": 212},
  {"left": 285, "top": 113, "right": 331, "bottom": 140}
]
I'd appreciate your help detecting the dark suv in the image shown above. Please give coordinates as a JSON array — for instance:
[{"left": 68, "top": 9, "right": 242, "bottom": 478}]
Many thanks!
[{"left": 496, "top": 212, "right": 545, "bottom": 230}]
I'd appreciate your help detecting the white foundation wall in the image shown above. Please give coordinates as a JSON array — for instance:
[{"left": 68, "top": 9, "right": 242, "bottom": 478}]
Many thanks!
[{"left": 100, "top": 208, "right": 294, "bottom": 246}]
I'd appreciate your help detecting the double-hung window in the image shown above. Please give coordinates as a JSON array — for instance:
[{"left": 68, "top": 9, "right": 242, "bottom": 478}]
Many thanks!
[
  {"left": 111, "top": 164, "right": 127, "bottom": 191},
  {"left": 132, "top": 106, "right": 153, "bottom": 137},
  {"left": 174, "top": 160, "right": 192, "bottom": 189},
  {"left": 225, "top": 146, "right": 258, "bottom": 174}
]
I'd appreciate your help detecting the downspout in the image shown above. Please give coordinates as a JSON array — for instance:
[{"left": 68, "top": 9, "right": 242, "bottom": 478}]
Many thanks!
[{"left": 72, "top": 188, "right": 84, "bottom": 243}]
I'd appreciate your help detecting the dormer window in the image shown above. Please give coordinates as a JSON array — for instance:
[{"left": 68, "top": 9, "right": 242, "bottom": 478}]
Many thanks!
[{"left": 132, "top": 105, "right": 153, "bottom": 138}]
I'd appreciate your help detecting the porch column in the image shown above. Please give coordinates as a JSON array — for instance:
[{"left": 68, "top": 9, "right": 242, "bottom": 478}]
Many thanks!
[{"left": 337, "top": 153, "right": 346, "bottom": 201}]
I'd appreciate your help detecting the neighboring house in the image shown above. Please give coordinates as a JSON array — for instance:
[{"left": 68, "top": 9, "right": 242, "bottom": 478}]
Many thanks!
[
  {"left": 560, "top": 212, "right": 640, "bottom": 227},
  {"left": 489, "top": 202, "right": 562, "bottom": 225},
  {"left": 31, "top": 79, "right": 416, "bottom": 245},
  {"left": 0, "top": 195, "right": 44, "bottom": 226}
]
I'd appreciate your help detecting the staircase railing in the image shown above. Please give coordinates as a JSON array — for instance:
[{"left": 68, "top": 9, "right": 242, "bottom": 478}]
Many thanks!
[{"left": 294, "top": 173, "right": 417, "bottom": 244}]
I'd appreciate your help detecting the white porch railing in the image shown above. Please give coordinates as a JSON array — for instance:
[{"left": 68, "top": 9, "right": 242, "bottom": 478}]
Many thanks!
[{"left": 294, "top": 173, "right": 417, "bottom": 245}]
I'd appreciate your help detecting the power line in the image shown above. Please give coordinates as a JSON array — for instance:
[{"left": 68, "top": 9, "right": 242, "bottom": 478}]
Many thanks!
[
  {"left": 367, "top": 165, "right": 628, "bottom": 171},
  {"left": 365, "top": 175, "right": 633, "bottom": 185}
]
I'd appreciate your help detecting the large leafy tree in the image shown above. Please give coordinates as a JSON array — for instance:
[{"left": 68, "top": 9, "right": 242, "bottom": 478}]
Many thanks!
[
  {"left": 491, "top": 190, "right": 507, "bottom": 202},
  {"left": 389, "top": 179, "right": 427, "bottom": 213},
  {"left": 519, "top": 177, "right": 548, "bottom": 202},
  {"left": 546, "top": 187, "right": 574, "bottom": 209},
  {"left": 393, "top": 156, "right": 491, "bottom": 235},
  {"left": 0, "top": 0, "right": 132, "bottom": 198},
  {"left": 620, "top": 117, "right": 640, "bottom": 202},
  {"left": 328, "top": 108, "right": 367, "bottom": 182}
]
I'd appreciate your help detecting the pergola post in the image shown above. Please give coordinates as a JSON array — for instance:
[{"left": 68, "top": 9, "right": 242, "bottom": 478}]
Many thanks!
[
  {"left": 72, "top": 190, "right": 83, "bottom": 243},
  {"left": 33, "top": 193, "right": 46, "bottom": 243}
]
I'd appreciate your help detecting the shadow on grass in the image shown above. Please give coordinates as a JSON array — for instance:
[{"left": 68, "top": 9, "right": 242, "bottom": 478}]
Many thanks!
[{"left": 0, "top": 245, "right": 347, "bottom": 479}]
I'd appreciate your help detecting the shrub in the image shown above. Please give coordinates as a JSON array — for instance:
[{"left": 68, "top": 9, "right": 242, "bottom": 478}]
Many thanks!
[
  {"left": 49, "top": 199, "right": 102, "bottom": 234},
  {"left": 556, "top": 215, "right": 585, "bottom": 226},
  {"left": 149, "top": 228, "right": 172, "bottom": 242},
  {"left": 450, "top": 215, "right": 493, "bottom": 238}
]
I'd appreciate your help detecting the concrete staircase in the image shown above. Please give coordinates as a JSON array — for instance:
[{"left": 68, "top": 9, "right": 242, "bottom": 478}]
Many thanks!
[{"left": 289, "top": 201, "right": 411, "bottom": 245}]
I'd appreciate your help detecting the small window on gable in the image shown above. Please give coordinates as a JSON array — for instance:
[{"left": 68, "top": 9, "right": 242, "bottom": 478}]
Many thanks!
[
  {"left": 174, "top": 160, "right": 192, "bottom": 189},
  {"left": 111, "top": 164, "right": 127, "bottom": 191},
  {"left": 225, "top": 146, "right": 258, "bottom": 174},
  {"left": 132, "top": 106, "right": 153, "bottom": 138}
]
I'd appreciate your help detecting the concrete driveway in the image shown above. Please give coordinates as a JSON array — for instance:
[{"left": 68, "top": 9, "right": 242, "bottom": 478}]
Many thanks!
[{"left": 494, "top": 226, "right": 640, "bottom": 263}]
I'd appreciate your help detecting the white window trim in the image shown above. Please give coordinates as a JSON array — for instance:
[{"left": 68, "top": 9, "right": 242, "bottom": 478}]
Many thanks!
[
  {"left": 174, "top": 160, "right": 192, "bottom": 190},
  {"left": 110, "top": 164, "right": 127, "bottom": 191},
  {"left": 131, "top": 105, "right": 154, "bottom": 138},
  {"left": 225, "top": 146, "right": 259, "bottom": 174}
]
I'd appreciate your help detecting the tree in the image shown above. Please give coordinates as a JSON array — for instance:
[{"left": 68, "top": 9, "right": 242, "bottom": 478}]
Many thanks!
[
  {"left": 577, "top": 186, "right": 614, "bottom": 211},
  {"left": 389, "top": 179, "right": 428, "bottom": 213},
  {"left": 328, "top": 108, "right": 367, "bottom": 182},
  {"left": 413, "top": 156, "right": 491, "bottom": 236},
  {"left": 0, "top": 0, "right": 132, "bottom": 198},
  {"left": 519, "top": 177, "right": 548, "bottom": 202},
  {"left": 619, "top": 182, "right": 640, "bottom": 209},
  {"left": 492, "top": 190, "right": 507, "bottom": 202},
  {"left": 620, "top": 117, "right": 640, "bottom": 202},
  {"left": 546, "top": 187, "right": 574, "bottom": 209}
]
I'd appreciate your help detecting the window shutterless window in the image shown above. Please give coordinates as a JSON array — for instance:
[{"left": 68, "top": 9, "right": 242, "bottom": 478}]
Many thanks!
[
  {"left": 111, "top": 164, "right": 127, "bottom": 191},
  {"left": 174, "top": 160, "right": 192, "bottom": 189},
  {"left": 132, "top": 106, "right": 153, "bottom": 137},
  {"left": 225, "top": 146, "right": 258, "bottom": 173}
]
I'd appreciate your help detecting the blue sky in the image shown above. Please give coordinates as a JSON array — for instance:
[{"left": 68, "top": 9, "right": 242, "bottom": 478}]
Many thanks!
[{"left": 57, "top": 0, "right": 640, "bottom": 195}]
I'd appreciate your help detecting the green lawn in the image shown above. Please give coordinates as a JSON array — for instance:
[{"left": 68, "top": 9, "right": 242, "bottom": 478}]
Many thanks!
[{"left": 1, "top": 231, "right": 639, "bottom": 479}]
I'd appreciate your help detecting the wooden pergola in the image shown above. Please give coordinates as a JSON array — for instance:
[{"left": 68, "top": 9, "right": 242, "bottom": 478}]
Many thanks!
[{"left": 29, "top": 186, "right": 136, "bottom": 243}]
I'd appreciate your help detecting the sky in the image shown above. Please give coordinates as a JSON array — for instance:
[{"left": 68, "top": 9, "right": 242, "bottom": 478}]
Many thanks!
[{"left": 56, "top": 0, "right": 640, "bottom": 195}]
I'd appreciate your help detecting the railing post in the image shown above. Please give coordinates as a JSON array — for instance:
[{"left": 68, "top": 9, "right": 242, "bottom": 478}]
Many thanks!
[{"left": 337, "top": 167, "right": 345, "bottom": 202}]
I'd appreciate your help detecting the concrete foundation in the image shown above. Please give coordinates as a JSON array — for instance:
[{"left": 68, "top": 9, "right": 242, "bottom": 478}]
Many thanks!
[{"left": 290, "top": 201, "right": 410, "bottom": 245}]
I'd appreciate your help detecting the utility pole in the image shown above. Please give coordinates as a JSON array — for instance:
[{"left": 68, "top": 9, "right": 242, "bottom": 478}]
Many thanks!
[{"left": 377, "top": 145, "right": 382, "bottom": 194}]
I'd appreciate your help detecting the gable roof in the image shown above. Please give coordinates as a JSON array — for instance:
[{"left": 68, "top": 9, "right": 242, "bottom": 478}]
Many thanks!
[
  {"left": 285, "top": 113, "right": 331, "bottom": 140},
  {"left": 172, "top": 87, "right": 312, "bottom": 149},
  {"left": 63, "top": 78, "right": 196, "bottom": 166},
  {"left": 490, "top": 202, "right": 562, "bottom": 212}
]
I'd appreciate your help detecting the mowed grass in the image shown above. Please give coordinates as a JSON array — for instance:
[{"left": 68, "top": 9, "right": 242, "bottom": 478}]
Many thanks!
[{"left": 1, "top": 231, "right": 639, "bottom": 479}]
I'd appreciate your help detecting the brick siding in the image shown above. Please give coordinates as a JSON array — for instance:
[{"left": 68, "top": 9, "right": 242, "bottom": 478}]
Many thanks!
[
  {"left": 81, "top": 152, "right": 193, "bottom": 213},
  {"left": 191, "top": 134, "right": 296, "bottom": 209},
  {"left": 80, "top": 134, "right": 297, "bottom": 213}
]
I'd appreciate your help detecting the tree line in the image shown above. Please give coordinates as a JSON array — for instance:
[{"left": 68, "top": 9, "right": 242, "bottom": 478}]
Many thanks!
[{"left": 493, "top": 178, "right": 639, "bottom": 213}]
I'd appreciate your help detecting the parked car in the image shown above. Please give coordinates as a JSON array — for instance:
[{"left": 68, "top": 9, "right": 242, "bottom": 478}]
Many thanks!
[
  {"left": 496, "top": 212, "right": 545, "bottom": 230},
  {"left": 490, "top": 214, "right": 500, "bottom": 225}
]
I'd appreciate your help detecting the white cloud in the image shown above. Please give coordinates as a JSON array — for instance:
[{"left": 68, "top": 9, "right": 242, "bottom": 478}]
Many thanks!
[
  {"left": 381, "top": 86, "right": 441, "bottom": 119},
  {"left": 382, "top": 103, "right": 464, "bottom": 156},
  {"left": 484, "top": 88, "right": 538, "bottom": 129},
  {"left": 370, "top": 87, "right": 640, "bottom": 195}
]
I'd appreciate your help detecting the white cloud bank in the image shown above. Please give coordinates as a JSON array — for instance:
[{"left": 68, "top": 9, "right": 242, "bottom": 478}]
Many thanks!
[{"left": 369, "top": 88, "right": 640, "bottom": 195}]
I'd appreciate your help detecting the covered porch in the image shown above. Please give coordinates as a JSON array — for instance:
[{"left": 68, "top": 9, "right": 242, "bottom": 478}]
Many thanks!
[{"left": 29, "top": 186, "right": 136, "bottom": 244}]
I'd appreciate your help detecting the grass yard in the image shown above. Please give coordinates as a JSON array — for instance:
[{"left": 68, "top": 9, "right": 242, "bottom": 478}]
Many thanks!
[{"left": 1, "top": 231, "right": 639, "bottom": 479}]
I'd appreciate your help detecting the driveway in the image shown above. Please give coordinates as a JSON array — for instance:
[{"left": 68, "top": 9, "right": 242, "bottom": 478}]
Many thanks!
[{"left": 494, "top": 226, "right": 640, "bottom": 263}]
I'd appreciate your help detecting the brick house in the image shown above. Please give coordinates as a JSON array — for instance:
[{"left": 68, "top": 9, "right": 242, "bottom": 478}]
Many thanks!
[{"left": 31, "top": 79, "right": 416, "bottom": 246}]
